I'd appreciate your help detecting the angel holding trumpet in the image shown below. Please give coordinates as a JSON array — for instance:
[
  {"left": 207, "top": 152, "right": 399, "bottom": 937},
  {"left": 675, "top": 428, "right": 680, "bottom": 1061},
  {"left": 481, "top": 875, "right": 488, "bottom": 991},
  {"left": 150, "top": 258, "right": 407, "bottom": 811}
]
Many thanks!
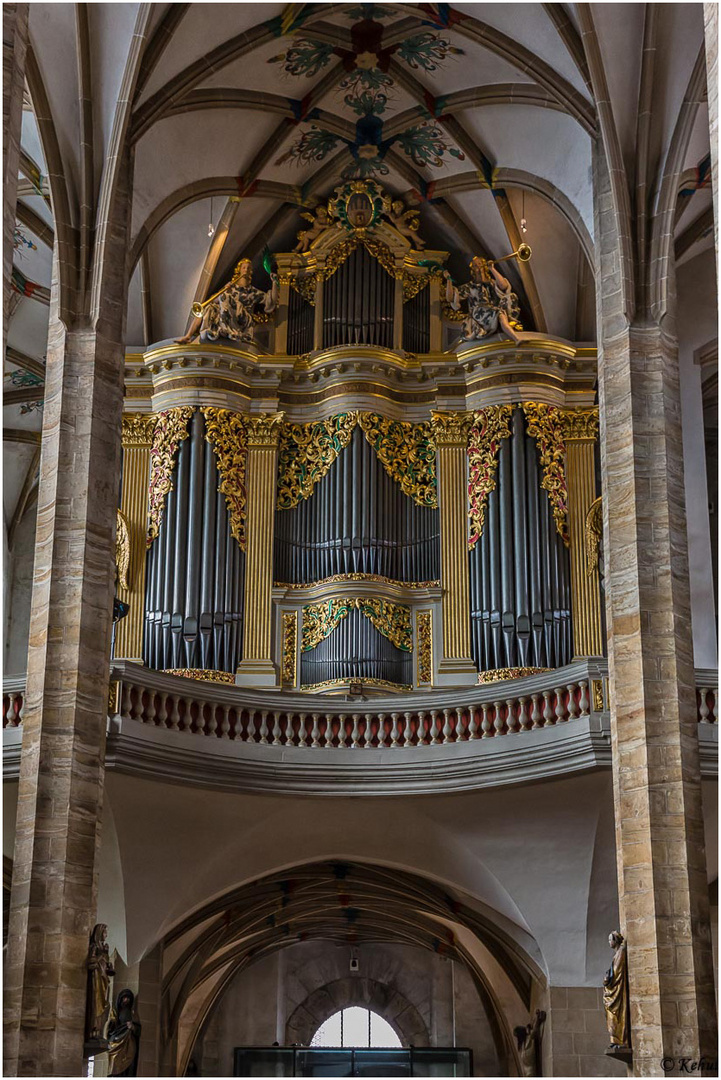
[
  {"left": 445, "top": 245, "right": 531, "bottom": 344},
  {"left": 176, "top": 257, "right": 278, "bottom": 346}
]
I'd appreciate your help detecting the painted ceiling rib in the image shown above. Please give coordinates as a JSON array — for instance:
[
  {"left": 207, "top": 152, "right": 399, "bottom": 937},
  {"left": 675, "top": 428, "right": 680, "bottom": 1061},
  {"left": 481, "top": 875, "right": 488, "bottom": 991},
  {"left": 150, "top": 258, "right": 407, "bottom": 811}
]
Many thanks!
[
  {"left": 674, "top": 206, "right": 714, "bottom": 262},
  {"left": 140, "top": 250, "right": 153, "bottom": 347},
  {"left": 15, "top": 200, "right": 53, "bottom": 249},
  {"left": 3, "top": 429, "right": 42, "bottom": 446},
  {"left": 8, "top": 444, "right": 42, "bottom": 551},
  {"left": 5, "top": 347, "right": 46, "bottom": 379},
  {"left": 184, "top": 199, "right": 240, "bottom": 336},
  {"left": 75, "top": 3, "right": 95, "bottom": 307}
]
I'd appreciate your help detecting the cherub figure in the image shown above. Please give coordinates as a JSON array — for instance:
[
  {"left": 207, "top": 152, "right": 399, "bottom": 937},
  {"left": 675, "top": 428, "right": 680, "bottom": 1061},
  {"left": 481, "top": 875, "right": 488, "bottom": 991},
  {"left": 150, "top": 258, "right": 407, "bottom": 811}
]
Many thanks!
[
  {"left": 294, "top": 205, "right": 333, "bottom": 252},
  {"left": 445, "top": 256, "right": 524, "bottom": 344},
  {"left": 388, "top": 199, "right": 425, "bottom": 248}
]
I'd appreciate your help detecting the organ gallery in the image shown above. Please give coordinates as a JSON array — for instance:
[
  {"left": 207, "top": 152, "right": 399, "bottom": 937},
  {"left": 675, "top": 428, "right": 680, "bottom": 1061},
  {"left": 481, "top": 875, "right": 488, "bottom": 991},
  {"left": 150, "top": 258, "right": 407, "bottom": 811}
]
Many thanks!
[{"left": 3, "top": 3, "right": 716, "bottom": 1078}]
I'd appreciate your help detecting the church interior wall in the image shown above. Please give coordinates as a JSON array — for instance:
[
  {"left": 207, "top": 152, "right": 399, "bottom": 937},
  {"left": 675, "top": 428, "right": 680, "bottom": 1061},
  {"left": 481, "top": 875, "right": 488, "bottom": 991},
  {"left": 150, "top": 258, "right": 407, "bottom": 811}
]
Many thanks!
[{"left": 3, "top": 504, "right": 36, "bottom": 677}]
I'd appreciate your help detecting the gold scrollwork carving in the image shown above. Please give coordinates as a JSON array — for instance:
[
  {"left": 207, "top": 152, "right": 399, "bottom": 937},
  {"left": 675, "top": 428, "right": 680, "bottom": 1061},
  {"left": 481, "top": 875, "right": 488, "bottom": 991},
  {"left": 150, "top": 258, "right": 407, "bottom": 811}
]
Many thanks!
[
  {"left": 146, "top": 407, "right": 194, "bottom": 548},
  {"left": 522, "top": 402, "right": 570, "bottom": 546},
  {"left": 289, "top": 274, "right": 318, "bottom": 306},
  {"left": 477, "top": 667, "right": 549, "bottom": 684},
  {"left": 322, "top": 235, "right": 398, "bottom": 280},
  {"left": 417, "top": 611, "right": 432, "bottom": 684},
  {"left": 164, "top": 669, "right": 236, "bottom": 683},
  {"left": 301, "top": 597, "right": 357, "bottom": 652},
  {"left": 359, "top": 413, "right": 438, "bottom": 508},
  {"left": 430, "top": 410, "right": 473, "bottom": 447},
  {"left": 563, "top": 407, "right": 600, "bottom": 441},
  {"left": 115, "top": 509, "right": 131, "bottom": 591},
  {"left": 592, "top": 678, "right": 605, "bottom": 712},
  {"left": 301, "top": 597, "right": 413, "bottom": 653},
  {"left": 121, "top": 413, "right": 156, "bottom": 448},
  {"left": 282, "top": 612, "right": 298, "bottom": 686},
  {"left": 466, "top": 405, "right": 514, "bottom": 550},
  {"left": 300, "top": 677, "right": 412, "bottom": 694},
  {"left": 274, "top": 574, "right": 441, "bottom": 590},
  {"left": 585, "top": 496, "right": 603, "bottom": 575},
  {"left": 442, "top": 299, "right": 466, "bottom": 322},
  {"left": 277, "top": 413, "right": 357, "bottom": 510},
  {"left": 201, "top": 408, "right": 249, "bottom": 550}
]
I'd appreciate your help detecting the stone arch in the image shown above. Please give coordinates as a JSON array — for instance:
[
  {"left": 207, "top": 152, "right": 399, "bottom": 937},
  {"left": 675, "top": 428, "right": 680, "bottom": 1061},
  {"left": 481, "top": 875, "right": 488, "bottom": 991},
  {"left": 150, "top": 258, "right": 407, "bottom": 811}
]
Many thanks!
[{"left": 285, "top": 977, "right": 429, "bottom": 1049}]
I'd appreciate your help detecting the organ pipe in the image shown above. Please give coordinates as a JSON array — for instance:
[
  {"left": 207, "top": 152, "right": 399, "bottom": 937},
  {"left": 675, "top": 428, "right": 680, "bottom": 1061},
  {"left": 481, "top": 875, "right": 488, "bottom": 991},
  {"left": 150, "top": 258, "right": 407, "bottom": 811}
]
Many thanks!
[
  {"left": 274, "top": 427, "right": 440, "bottom": 584},
  {"left": 144, "top": 411, "right": 245, "bottom": 672},
  {"left": 300, "top": 607, "right": 412, "bottom": 688},
  {"left": 469, "top": 407, "right": 572, "bottom": 672},
  {"left": 322, "top": 246, "right": 394, "bottom": 349}
]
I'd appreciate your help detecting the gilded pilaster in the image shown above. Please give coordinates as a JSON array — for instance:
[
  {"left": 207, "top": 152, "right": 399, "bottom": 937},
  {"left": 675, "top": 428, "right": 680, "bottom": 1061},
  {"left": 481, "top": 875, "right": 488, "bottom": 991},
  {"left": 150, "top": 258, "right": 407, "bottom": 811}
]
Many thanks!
[
  {"left": 563, "top": 408, "right": 603, "bottom": 657},
  {"left": 430, "top": 411, "right": 477, "bottom": 686},
  {"left": 237, "top": 412, "right": 284, "bottom": 688},
  {"left": 114, "top": 414, "right": 156, "bottom": 662}
]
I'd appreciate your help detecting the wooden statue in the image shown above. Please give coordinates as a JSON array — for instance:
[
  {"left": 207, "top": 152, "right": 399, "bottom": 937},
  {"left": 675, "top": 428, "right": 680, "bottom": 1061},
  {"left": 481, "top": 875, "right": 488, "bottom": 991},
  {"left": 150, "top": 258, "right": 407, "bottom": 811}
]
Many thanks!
[
  {"left": 388, "top": 199, "right": 425, "bottom": 248},
  {"left": 107, "top": 988, "right": 142, "bottom": 1077},
  {"left": 513, "top": 1009, "right": 546, "bottom": 1076},
  {"left": 445, "top": 256, "right": 524, "bottom": 344},
  {"left": 294, "top": 205, "right": 333, "bottom": 252},
  {"left": 84, "top": 923, "right": 115, "bottom": 1053},
  {"left": 603, "top": 931, "right": 631, "bottom": 1056},
  {"left": 175, "top": 258, "right": 278, "bottom": 346}
]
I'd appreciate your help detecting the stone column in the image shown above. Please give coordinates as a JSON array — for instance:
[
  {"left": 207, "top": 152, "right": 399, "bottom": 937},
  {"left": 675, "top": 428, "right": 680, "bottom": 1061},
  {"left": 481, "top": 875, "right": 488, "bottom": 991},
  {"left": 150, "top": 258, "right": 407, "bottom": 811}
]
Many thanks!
[
  {"left": 236, "top": 413, "right": 284, "bottom": 689},
  {"left": 563, "top": 408, "right": 604, "bottom": 658},
  {"left": 704, "top": 4, "right": 718, "bottom": 254},
  {"left": 594, "top": 147, "right": 716, "bottom": 1074},
  {"left": 430, "top": 411, "right": 477, "bottom": 687},
  {"left": 3, "top": 3, "right": 28, "bottom": 354},
  {"left": 114, "top": 414, "right": 156, "bottom": 663}
]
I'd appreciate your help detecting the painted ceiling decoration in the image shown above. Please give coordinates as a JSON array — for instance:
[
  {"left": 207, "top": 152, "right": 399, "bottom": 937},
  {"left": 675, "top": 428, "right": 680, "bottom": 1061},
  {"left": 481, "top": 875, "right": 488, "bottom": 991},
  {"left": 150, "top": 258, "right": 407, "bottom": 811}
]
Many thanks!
[{"left": 272, "top": 5, "right": 465, "bottom": 179}]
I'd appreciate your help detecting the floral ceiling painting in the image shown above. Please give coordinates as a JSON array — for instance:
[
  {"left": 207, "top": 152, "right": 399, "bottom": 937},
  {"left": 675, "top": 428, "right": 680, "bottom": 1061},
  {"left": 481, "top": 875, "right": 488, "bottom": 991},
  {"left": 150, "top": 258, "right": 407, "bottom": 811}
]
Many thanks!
[{"left": 271, "top": 4, "right": 466, "bottom": 179}]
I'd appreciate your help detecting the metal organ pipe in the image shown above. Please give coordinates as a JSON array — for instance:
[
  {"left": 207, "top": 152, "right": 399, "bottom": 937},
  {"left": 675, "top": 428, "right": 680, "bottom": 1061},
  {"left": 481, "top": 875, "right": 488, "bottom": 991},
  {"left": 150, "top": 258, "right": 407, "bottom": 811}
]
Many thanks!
[
  {"left": 143, "top": 411, "right": 245, "bottom": 673},
  {"left": 300, "top": 607, "right": 412, "bottom": 688},
  {"left": 322, "top": 247, "right": 395, "bottom": 348},
  {"left": 468, "top": 407, "right": 572, "bottom": 673},
  {"left": 273, "top": 427, "right": 440, "bottom": 584}
]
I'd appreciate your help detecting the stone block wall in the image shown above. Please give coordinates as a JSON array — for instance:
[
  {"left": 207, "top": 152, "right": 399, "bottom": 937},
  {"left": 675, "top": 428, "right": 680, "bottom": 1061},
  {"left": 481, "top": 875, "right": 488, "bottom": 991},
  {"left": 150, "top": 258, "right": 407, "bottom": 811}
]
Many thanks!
[{"left": 545, "top": 986, "right": 626, "bottom": 1078}]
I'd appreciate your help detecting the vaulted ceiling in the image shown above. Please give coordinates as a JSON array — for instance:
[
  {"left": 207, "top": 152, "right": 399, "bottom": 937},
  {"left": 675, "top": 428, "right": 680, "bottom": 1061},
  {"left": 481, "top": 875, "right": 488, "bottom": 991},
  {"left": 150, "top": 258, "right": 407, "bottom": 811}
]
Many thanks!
[{"left": 4, "top": 3, "right": 715, "bottom": 558}]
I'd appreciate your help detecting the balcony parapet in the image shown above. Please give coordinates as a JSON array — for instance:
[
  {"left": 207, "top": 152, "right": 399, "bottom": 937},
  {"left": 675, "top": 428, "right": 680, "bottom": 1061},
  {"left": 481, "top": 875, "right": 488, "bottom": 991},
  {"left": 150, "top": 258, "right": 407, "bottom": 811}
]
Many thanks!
[{"left": 4, "top": 663, "right": 717, "bottom": 795}]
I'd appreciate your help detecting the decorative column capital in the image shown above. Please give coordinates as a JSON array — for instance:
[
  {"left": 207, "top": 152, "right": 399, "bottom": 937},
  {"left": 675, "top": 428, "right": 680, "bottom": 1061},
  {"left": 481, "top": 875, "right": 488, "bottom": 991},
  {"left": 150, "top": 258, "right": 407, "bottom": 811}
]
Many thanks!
[
  {"left": 121, "top": 413, "right": 156, "bottom": 448},
  {"left": 430, "top": 410, "right": 473, "bottom": 447},
  {"left": 246, "top": 412, "right": 285, "bottom": 448},
  {"left": 562, "top": 407, "right": 599, "bottom": 441}
]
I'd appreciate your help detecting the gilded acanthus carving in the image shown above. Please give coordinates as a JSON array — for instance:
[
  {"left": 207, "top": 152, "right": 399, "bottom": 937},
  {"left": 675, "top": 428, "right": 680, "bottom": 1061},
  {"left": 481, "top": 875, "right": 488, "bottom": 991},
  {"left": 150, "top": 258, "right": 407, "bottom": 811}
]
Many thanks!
[
  {"left": 246, "top": 412, "right": 285, "bottom": 448},
  {"left": 477, "top": 667, "right": 549, "bottom": 684},
  {"left": 358, "top": 413, "right": 438, "bottom": 508},
  {"left": 201, "top": 408, "right": 249, "bottom": 549},
  {"left": 322, "top": 235, "right": 397, "bottom": 279},
  {"left": 301, "top": 598, "right": 357, "bottom": 652},
  {"left": 146, "top": 407, "right": 194, "bottom": 548},
  {"left": 301, "top": 677, "right": 413, "bottom": 694},
  {"left": 417, "top": 611, "right": 432, "bottom": 684},
  {"left": 275, "top": 574, "right": 441, "bottom": 590},
  {"left": 277, "top": 413, "right": 358, "bottom": 510},
  {"left": 301, "top": 597, "right": 413, "bottom": 654},
  {"left": 466, "top": 405, "right": 514, "bottom": 550},
  {"left": 522, "top": 402, "right": 570, "bottom": 546},
  {"left": 430, "top": 410, "right": 473, "bottom": 447},
  {"left": 289, "top": 273, "right": 318, "bottom": 305},
  {"left": 164, "top": 669, "right": 235, "bottom": 683},
  {"left": 282, "top": 612, "right": 298, "bottom": 686},
  {"left": 585, "top": 496, "right": 603, "bottom": 575},
  {"left": 562, "top": 407, "right": 600, "bottom": 441},
  {"left": 121, "top": 413, "right": 156, "bottom": 449},
  {"left": 357, "top": 597, "right": 412, "bottom": 653},
  {"left": 115, "top": 510, "right": 130, "bottom": 592}
]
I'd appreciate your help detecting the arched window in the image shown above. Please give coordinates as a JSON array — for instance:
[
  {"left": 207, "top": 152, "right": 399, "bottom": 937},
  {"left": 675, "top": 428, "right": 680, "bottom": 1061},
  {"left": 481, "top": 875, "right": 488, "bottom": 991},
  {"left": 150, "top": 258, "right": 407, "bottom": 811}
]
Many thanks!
[{"left": 311, "top": 1007, "right": 402, "bottom": 1048}]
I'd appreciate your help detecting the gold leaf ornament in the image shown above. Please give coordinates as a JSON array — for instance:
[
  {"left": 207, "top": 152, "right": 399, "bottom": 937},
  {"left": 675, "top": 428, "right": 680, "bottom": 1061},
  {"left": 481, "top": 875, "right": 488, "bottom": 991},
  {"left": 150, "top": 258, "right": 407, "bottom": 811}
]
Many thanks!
[
  {"left": 146, "top": 407, "right": 194, "bottom": 548},
  {"left": 522, "top": 402, "right": 570, "bottom": 546},
  {"left": 277, "top": 413, "right": 358, "bottom": 510},
  {"left": 201, "top": 408, "right": 249, "bottom": 549},
  {"left": 466, "top": 405, "right": 513, "bottom": 550},
  {"left": 115, "top": 509, "right": 131, "bottom": 591},
  {"left": 358, "top": 412, "right": 438, "bottom": 508}
]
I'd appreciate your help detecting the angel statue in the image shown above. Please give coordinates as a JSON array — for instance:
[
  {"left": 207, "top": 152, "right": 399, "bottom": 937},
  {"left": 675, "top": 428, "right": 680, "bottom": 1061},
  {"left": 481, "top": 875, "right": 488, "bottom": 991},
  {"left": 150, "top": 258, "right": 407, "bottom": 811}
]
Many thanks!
[
  {"left": 175, "top": 258, "right": 278, "bottom": 346},
  {"left": 84, "top": 923, "right": 115, "bottom": 1053},
  {"left": 388, "top": 199, "right": 425, "bottom": 248},
  {"left": 294, "top": 205, "right": 333, "bottom": 252},
  {"left": 445, "top": 256, "right": 524, "bottom": 344}
]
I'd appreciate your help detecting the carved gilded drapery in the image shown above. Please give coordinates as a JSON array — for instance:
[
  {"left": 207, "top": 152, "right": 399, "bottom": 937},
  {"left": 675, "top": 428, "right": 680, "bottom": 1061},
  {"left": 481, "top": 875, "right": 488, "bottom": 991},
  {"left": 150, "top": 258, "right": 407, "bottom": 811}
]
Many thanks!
[
  {"left": 301, "top": 597, "right": 413, "bottom": 653},
  {"left": 585, "top": 496, "right": 603, "bottom": 575},
  {"left": 115, "top": 510, "right": 130, "bottom": 591},
  {"left": 146, "top": 407, "right": 194, "bottom": 547},
  {"left": 522, "top": 402, "right": 570, "bottom": 546},
  {"left": 358, "top": 412, "right": 438, "bottom": 508},
  {"left": 201, "top": 408, "right": 249, "bottom": 549},
  {"left": 277, "top": 412, "right": 357, "bottom": 509},
  {"left": 322, "top": 235, "right": 397, "bottom": 279},
  {"left": 466, "top": 405, "right": 514, "bottom": 550}
]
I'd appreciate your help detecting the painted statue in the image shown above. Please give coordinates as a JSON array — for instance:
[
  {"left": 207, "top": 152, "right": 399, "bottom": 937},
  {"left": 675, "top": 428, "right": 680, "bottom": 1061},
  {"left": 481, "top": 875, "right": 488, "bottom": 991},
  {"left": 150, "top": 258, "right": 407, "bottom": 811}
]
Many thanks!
[
  {"left": 294, "top": 205, "right": 333, "bottom": 252},
  {"left": 107, "top": 988, "right": 142, "bottom": 1077},
  {"left": 85, "top": 923, "right": 115, "bottom": 1051},
  {"left": 175, "top": 258, "right": 278, "bottom": 346},
  {"left": 445, "top": 256, "right": 523, "bottom": 344},
  {"left": 603, "top": 931, "right": 631, "bottom": 1052},
  {"left": 513, "top": 1009, "right": 546, "bottom": 1076}
]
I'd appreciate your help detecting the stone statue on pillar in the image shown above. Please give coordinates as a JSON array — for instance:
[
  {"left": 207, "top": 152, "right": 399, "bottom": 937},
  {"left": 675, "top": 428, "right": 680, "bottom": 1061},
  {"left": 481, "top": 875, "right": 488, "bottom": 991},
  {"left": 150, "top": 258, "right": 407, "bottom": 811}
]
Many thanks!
[
  {"left": 107, "top": 988, "right": 142, "bottom": 1076},
  {"left": 603, "top": 931, "right": 632, "bottom": 1060},
  {"left": 513, "top": 1009, "right": 546, "bottom": 1076},
  {"left": 84, "top": 923, "right": 115, "bottom": 1054}
]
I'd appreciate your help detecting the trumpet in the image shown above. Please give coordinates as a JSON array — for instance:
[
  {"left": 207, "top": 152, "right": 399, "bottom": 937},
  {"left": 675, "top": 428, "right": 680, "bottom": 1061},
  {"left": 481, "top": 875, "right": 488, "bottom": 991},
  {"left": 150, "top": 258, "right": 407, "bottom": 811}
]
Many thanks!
[
  {"left": 191, "top": 283, "right": 230, "bottom": 318},
  {"left": 492, "top": 242, "right": 532, "bottom": 265}
]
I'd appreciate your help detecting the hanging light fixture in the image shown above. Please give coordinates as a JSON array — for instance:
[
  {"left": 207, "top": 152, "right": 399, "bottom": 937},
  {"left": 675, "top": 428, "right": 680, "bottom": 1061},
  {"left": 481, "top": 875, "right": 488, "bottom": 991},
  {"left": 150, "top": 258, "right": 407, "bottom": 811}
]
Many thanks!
[
  {"left": 208, "top": 196, "right": 215, "bottom": 238},
  {"left": 520, "top": 189, "right": 528, "bottom": 235}
]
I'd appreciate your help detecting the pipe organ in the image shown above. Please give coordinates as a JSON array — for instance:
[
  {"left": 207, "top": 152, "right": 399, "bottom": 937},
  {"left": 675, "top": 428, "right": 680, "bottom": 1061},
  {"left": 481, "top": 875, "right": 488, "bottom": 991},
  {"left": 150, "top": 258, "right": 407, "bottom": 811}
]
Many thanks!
[{"left": 117, "top": 180, "right": 604, "bottom": 695}]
